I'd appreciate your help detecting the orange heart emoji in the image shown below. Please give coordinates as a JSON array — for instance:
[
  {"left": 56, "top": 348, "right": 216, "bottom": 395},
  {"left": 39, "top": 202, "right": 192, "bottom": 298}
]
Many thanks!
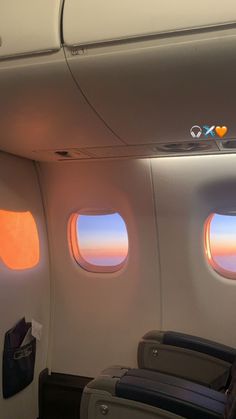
[{"left": 215, "top": 126, "right": 228, "bottom": 138}]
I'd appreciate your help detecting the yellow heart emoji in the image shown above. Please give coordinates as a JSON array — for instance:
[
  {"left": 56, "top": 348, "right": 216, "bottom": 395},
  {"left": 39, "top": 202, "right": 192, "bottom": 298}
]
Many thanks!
[{"left": 215, "top": 126, "right": 228, "bottom": 138}]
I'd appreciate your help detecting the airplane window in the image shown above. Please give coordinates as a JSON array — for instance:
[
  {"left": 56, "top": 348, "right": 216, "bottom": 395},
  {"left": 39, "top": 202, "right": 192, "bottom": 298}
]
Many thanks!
[
  {"left": 205, "top": 213, "right": 236, "bottom": 279},
  {"left": 69, "top": 212, "right": 129, "bottom": 273},
  {"left": 0, "top": 210, "right": 40, "bottom": 270}
]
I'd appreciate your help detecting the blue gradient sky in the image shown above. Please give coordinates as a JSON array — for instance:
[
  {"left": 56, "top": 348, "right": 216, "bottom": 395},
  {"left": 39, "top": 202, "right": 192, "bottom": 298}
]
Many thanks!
[
  {"left": 76, "top": 213, "right": 128, "bottom": 266},
  {"left": 210, "top": 214, "right": 236, "bottom": 272}
]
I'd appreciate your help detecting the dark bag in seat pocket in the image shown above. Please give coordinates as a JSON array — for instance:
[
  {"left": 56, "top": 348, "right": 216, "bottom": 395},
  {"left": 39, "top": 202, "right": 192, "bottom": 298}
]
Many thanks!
[{"left": 2, "top": 337, "right": 36, "bottom": 399}]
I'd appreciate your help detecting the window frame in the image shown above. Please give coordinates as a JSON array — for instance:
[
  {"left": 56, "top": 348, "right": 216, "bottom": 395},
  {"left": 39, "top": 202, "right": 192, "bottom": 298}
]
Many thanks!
[
  {"left": 68, "top": 210, "right": 129, "bottom": 273},
  {"left": 204, "top": 213, "right": 236, "bottom": 280}
]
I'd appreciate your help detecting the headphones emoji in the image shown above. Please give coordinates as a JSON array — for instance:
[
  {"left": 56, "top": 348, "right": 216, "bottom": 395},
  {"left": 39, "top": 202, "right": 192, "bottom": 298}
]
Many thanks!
[{"left": 190, "top": 125, "right": 202, "bottom": 139}]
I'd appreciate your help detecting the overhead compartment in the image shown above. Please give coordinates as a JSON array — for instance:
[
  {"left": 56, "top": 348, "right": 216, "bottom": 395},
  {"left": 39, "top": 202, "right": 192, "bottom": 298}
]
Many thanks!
[
  {"left": 0, "top": 49, "right": 124, "bottom": 161},
  {"left": 0, "top": 0, "right": 62, "bottom": 58},
  {"left": 1, "top": 0, "right": 236, "bottom": 161},
  {"left": 63, "top": 0, "right": 236, "bottom": 46},
  {"left": 64, "top": 25, "right": 236, "bottom": 145}
]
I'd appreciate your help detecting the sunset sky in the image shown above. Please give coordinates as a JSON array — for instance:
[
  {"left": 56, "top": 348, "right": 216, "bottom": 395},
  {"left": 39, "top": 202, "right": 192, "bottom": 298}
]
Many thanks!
[
  {"left": 209, "top": 214, "right": 236, "bottom": 272},
  {"left": 76, "top": 213, "right": 128, "bottom": 266}
]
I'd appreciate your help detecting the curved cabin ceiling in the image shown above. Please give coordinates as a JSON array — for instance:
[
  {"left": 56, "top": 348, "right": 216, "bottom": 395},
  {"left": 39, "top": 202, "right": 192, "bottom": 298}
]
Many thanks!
[{"left": 0, "top": 0, "right": 236, "bottom": 161}]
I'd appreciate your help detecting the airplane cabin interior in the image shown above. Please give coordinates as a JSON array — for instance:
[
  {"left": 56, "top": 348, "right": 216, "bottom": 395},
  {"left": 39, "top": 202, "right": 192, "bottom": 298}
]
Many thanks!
[{"left": 1, "top": 1, "right": 236, "bottom": 419}]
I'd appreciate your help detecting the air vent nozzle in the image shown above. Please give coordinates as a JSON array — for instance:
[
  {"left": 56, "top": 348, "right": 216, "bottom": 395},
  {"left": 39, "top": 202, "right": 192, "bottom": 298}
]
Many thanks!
[
  {"left": 154, "top": 142, "right": 212, "bottom": 153},
  {"left": 53, "top": 149, "right": 92, "bottom": 160},
  {"left": 217, "top": 140, "right": 236, "bottom": 151},
  {"left": 55, "top": 150, "right": 71, "bottom": 157}
]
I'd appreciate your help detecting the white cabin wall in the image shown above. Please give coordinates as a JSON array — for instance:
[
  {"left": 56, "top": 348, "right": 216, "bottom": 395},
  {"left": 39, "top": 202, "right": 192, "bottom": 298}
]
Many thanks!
[
  {"left": 0, "top": 152, "right": 50, "bottom": 419},
  {"left": 37, "top": 153, "right": 236, "bottom": 382},
  {"left": 151, "top": 154, "right": 236, "bottom": 347},
  {"left": 39, "top": 159, "right": 161, "bottom": 377}
]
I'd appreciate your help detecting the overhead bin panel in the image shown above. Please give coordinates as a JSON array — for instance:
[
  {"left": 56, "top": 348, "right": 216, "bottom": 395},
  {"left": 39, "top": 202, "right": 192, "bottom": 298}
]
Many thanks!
[
  {"left": 0, "top": 50, "right": 124, "bottom": 161},
  {"left": 63, "top": 0, "right": 236, "bottom": 46},
  {"left": 0, "top": 0, "right": 62, "bottom": 58},
  {"left": 65, "top": 27, "right": 236, "bottom": 145}
]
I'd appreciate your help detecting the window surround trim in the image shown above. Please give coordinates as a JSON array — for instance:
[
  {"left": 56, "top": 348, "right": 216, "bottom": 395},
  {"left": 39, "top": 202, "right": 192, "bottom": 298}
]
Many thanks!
[
  {"left": 68, "top": 210, "right": 129, "bottom": 273},
  {"left": 204, "top": 213, "right": 236, "bottom": 280}
]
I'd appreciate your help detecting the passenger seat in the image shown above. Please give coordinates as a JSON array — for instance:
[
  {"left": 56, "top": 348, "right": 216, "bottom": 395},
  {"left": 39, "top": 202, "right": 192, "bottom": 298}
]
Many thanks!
[
  {"left": 80, "top": 365, "right": 236, "bottom": 419},
  {"left": 138, "top": 330, "right": 236, "bottom": 390}
]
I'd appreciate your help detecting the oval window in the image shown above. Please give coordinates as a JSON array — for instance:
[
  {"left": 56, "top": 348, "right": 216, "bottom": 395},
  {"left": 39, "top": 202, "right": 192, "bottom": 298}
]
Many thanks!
[
  {"left": 0, "top": 210, "right": 40, "bottom": 270},
  {"left": 69, "top": 212, "right": 129, "bottom": 273},
  {"left": 205, "top": 213, "right": 236, "bottom": 279}
]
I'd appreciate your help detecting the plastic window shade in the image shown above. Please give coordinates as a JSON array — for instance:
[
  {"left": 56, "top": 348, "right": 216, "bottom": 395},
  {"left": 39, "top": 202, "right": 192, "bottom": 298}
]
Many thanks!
[{"left": 0, "top": 210, "right": 40, "bottom": 270}]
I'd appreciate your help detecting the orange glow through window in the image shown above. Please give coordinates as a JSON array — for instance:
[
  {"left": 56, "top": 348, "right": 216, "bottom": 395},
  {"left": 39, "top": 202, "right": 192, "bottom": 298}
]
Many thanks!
[
  {"left": 204, "top": 213, "right": 236, "bottom": 280},
  {"left": 69, "top": 212, "right": 129, "bottom": 273},
  {"left": 0, "top": 210, "right": 40, "bottom": 270}
]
